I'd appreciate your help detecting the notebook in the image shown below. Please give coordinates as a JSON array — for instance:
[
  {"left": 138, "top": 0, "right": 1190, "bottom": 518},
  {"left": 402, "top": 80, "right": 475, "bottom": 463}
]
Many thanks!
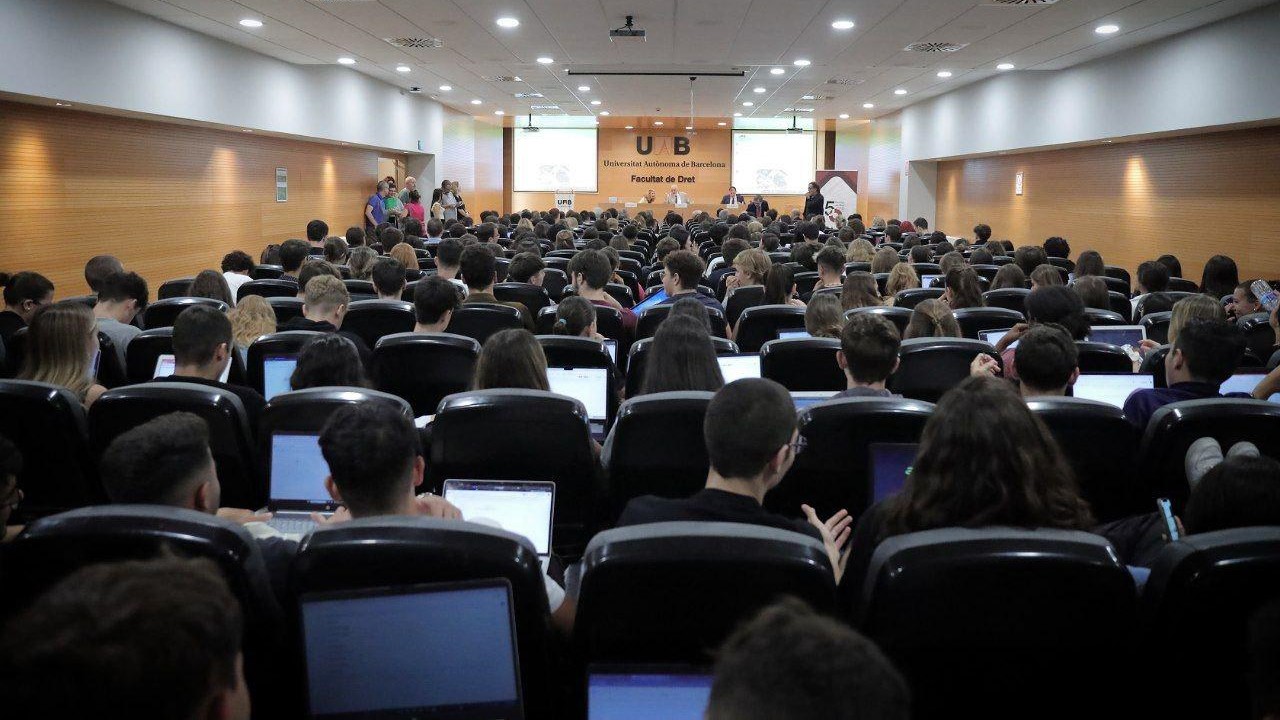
[
  {"left": 588, "top": 667, "right": 712, "bottom": 720},
  {"left": 717, "top": 354, "right": 762, "bottom": 384},
  {"left": 631, "top": 287, "right": 670, "bottom": 314},
  {"left": 791, "top": 390, "right": 838, "bottom": 412},
  {"left": 443, "top": 480, "right": 555, "bottom": 556},
  {"left": 301, "top": 580, "right": 524, "bottom": 720},
  {"left": 1072, "top": 373, "right": 1155, "bottom": 409},
  {"left": 868, "top": 443, "right": 918, "bottom": 504},
  {"left": 776, "top": 329, "right": 812, "bottom": 341},
  {"left": 1221, "top": 372, "right": 1279, "bottom": 402},
  {"left": 1087, "top": 326, "right": 1147, "bottom": 348},
  {"left": 262, "top": 431, "right": 336, "bottom": 537},
  {"left": 547, "top": 366, "right": 609, "bottom": 438},
  {"left": 262, "top": 354, "right": 298, "bottom": 400},
  {"left": 153, "top": 354, "right": 231, "bottom": 382}
]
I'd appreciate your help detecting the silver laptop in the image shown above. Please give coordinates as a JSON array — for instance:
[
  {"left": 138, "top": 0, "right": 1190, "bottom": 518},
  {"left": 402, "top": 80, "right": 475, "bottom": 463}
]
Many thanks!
[
  {"left": 1072, "top": 373, "right": 1155, "bottom": 409},
  {"left": 1087, "top": 325, "right": 1147, "bottom": 348},
  {"left": 442, "top": 480, "right": 555, "bottom": 557},
  {"left": 717, "top": 354, "right": 762, "bottom": 384},
  {"left": 154, "top": 353, "right": 230, "bottom": 382},
  {"left": 262, "top": 431, "right": 336, "bottom": 537}
]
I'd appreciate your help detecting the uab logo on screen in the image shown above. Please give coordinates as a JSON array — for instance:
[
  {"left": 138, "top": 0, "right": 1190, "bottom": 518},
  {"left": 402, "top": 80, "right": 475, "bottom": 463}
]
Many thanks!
[{"left": 636, "top": 136, "right": 690, "bottom": 155}]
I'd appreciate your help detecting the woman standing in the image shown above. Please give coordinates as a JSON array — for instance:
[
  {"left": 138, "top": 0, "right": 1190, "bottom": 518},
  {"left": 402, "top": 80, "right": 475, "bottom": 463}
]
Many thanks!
[
  {"left": 439, "top": 180, "right": 458, "bottom": 222},
  {"left": 803, "top": 181, "right": 825, "bottom": 220}
]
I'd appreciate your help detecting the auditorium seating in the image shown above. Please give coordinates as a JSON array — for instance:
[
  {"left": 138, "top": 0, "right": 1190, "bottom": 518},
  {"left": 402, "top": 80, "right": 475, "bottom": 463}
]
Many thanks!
[
  {"left": 0, "top": 380, "right": 100, "bottom": 516},
  {"left": 541, "top": 268, "right": 569, "bottom": 300},
  {"left": 724, "top": 285, "right": 765, "bottom": 327},
  {"left": 732, "top": 304, "right": 806, "bottom": 352},
  {"left": 266, "top": 296, "right": 305, "bottom": 325},
  {"left": 1166, "top": 277, "right": 1199, "bottom": 292},
  {"left": 1135, "top": 291, "right": 1196, "bottom": 319},
  {"left": 1025, "top": 397, "right": 1143, "bottom": 521},
  {"left": 844, "top": 305, "right": 912, "bottom": 335},
  {"left": 1239, "top": 312, "right": 1276, "bottom": 360},
  {"left": 1083, "top": 308, "right": 1130, "bottom": 327},
  {"left": 342, "top": 299, "right": 416, "bottom": 348},
  {"left": 624, "top": 336, "right": 738, "bottom": 398},
  {"left": 371, "top": 332, "right": 479, "bottom": 416},
  {"left": 142, "top": 297, "right": 228, "bottom": 330},
  {"left": 952, "top": 307, "right": 1024, "bottom": 339},
  {"left": 237, "top": 278, "right": 298, "bottom": 303},
  {"left": 446, "top": 303, "right": 524, "bottom": 344},
  {"left": 893, "top": 287, "right": 945, "bottom": 309},
  {"left": 156, "top": 277, "right": 194, "bottom": 300},
  {"left": 889, "top": 338, "right": 1000, "bottom": 403},
  {"left": 493, "top": 282, "right": 553, "bottom": 313},
  {"left": 245, "top": 330, "right": 322, "bottom": 396},
  {"left": 124, "top": 327, "right": 174, "bottom": 383},
  {"left": 1140, "top": 311, "right": 1172, "bottom": 345},
  {"left": 759, "top": 338, "right": 843, "bottom": 391},
  {"left": 342, "top": 279, "right": 376, "bottom": 300},
  {"left": 1104, "top": 265, "right": 1132, "bottom": 288},
  {"left": 636, "top": 304, "right": 729, "bottom": 341},
  {"left": 602, "top": 392, "right": 713, "bottom": 522},
  {"left": 1074, "top": 341, "right": 1135, "bottom": 372},
  {"left": 980, "top": 288, "right": 1030, "bottom": 314},
  {"left": 251, "top": 264, "right": 284, "bottom": 280}
]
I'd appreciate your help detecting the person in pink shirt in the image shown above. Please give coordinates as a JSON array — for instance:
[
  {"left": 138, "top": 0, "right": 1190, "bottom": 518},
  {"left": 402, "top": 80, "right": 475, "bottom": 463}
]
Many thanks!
[{"left": 404, "top": 190, "right": 426, "bottom": 223}]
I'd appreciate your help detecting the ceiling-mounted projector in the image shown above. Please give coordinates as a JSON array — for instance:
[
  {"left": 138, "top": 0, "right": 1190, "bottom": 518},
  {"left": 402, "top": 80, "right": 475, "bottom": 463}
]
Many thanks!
[
  {"left": 610, "top": 15, "right": 646, "bottom": 42},
  {"left": 785, "top": 116, "right": 805, "bottom": 134},
  {"left": 520, "top": 114, "right": 539, "bottom": 132}
]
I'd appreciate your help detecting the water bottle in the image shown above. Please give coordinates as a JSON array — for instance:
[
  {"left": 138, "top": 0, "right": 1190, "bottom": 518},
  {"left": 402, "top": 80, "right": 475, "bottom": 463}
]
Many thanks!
[{"left": 1252, "top": 279, "right": 1279, "bottom": 313}]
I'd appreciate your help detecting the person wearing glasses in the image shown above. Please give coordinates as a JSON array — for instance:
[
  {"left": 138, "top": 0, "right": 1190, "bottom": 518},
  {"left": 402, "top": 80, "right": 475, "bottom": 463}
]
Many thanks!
[
  {"left": 0, "top": 434, "right": 24, "bottom": 542},
  {"left": 615, "top": 378, "right": 853, "bottom": 583}
]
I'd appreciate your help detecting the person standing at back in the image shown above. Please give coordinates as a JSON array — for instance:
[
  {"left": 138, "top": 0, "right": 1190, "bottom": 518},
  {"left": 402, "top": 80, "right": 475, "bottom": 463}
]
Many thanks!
[
  {"left": 803, "top": 182, "right": 825, "bottom": 220},
  {"left": 364, "top": 181, "right": 388, "bottom": 232},
  {"left": 439, "top": 179, "right": 459, "bottom": 222}
]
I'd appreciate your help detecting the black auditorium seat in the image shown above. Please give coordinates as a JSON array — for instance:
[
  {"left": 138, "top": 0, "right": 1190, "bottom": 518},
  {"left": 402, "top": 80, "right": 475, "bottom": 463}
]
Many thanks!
[
  {"left": 1083, "top": 308, "right": 1130, "bottom": 327},
  {"left": 156, "top": 277, "right": 195, "bottom": 300},
  {"left": 1104, "top": 265, "right": 1132, "bottom": 288},
  {"left": 602, "top": 392, "right": 713, "bottom": 523},
  {"left": 237, "top": 278, "right": 298, "bottom": 303},
  {"left": 142, "top": 297, "right": 227, "bottom": 330},
  {"left": 1074, "top": 341, "right": 1134, "bottom": 372},
  {"left": 636, "top": 304, "right": 729, "bottom": 341},
  {"left": 889, "top": 338, "right": 1000, "bottom": 403},
  {"left": 1140, "top": 311, "right": 1172, "bottom": 345},
  {"left": 1108, "top": 290, "right": 1133, "bottom": 321},
  {"left": 844, "top": 306, "right": 913, "bottom": 335},
  {"left": 1026, "top": 396, "right": 1143, "bottom": 521},
  {"left": 893, "top": 287, "right": 945, "bottom": 310},
  {"left": 759, "top": 338, "right": 843, "bottom": 391},
  {"left": 732, "top": 304, "right": 806, "bottom": 353},
  {"left": 0, "top": 380, "right": 100, "bottom": 516},
  {"left": 445, "top": 303, "right": 523, "bottom": 345},
  {"left": 342, "top": 299, "right": 416, "bottom": 348},
  {"left": 493, "top": 282, "right": 553, "bottom": 314},
  {"left": 124, "top": 327, "right": 174, "bottom": 383},
  {"left": 266, "top": 297, "right": 306, "bottom": 326},
  {"left": 371, "top": 332, "right": 479, "bottom": 417},
  {"left": 981, "top": 288, "right": 1030, "bottom": 314},
  {"left": 952, "top": 307, "right": 1024, "bottom": 339},
  {"left": 251, "top": 265, "right": 284, "bottom": 280}
]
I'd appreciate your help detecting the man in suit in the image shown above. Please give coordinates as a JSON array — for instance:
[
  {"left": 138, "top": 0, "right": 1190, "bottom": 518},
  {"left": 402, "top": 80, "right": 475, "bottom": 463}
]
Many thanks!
[
  {"left": 721, "top": 186, "right": 744, "bottom": 206},
  {"left": 747, "top": 194, "right": 769, "bottom": 218}
]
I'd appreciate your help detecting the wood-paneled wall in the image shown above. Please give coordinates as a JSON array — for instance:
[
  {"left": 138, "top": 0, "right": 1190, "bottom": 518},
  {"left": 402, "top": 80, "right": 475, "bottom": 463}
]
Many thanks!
[
  {"left": 0, "top": 100, "right": 377, "bottom": 296},
  {"left": 440, "top": 108, "right": 504, "bottom": 218},
  {"left": 936, "top": 125, "right": 1280, "bottom": 280},
  {"left": 833, "top": 115, "right": 902, "bottom": 221}
]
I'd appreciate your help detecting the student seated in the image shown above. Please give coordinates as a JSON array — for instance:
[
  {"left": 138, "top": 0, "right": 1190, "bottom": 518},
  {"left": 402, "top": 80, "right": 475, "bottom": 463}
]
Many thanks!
[
  {"left": 990, "top": 263, "right": 1026, "bottom": 291},
  {"left": 370, "top": 257, "right": 407, "bottom": 301},
  {"left": 552, "top": 295, "right": 603, "bottom": 340},
  {"left": 903, "top": 299, "right": 960, "bottom": 339},
  {"left": 412, "top": 275, "right": 462, "bottom": 334},
  {"left": 661, "top": 250, "right": 724, "bottom": 314},
  {"left": 460, "top": 244, "right": 534, "bottom": 331},
  {"left": 568, "top": 249, "right": 636, "bottom": 334},
  {"left": 973, "top": 323, "right": 1078, "bottom": 399},
  {"left": 841, "top": 272, "right": 884, "bottom": 311},
  {"left": 433, "top": 238, "right": 469, "bottom": 297},
  {"left": 617, "top": 378, "right": 853, "bottom": 582},
  {"left": 1227, "top": 280, "right": 1264, "bottom": 322},
  {"left": 833, "top": 314, "right": 901, "bottom": 399},
  {"left": 278, "top": 275, "right": 371, "bottom": 365},
  {"left": 0, "top": 271, "right": 54, "bottom": 346},
  {"left": 0, "top": 555, "right": 251, "bottom": 720},
  {"left": 93, "top": 271, "right": 148, "bottom": 368},
  {"left": 1123, "top": 318, "right": 1247, "bottom": 429},
  {"left": 292, "top": 260, "right": 341, "bottom": 299},
  {"left": 943, "top": 267, "right": 985, "bottom": 309},
  {"left": 994, "top": 286, "right": 1089, "bottom": 380},
  {"left": 804, "top": 294, "right": 844, "bottom": 339},
  {"left": 83, "top": 254, "right": 124, "bottom": 294},
  {"left": 157, "top": 306, "right": 266, "bottom": 430},
  {"left": 315, "top": 402, "right": 573, "bottom": 633},
  {"left": 803, "top": 246, "right": 845, "bottom": 301},
  {"left": 707, "top": 598, "right": 909, "bottom": 720},
  {"left": 290, "top": 334, "right": 370, "bottom": 390},
  {"left": 1131, "top": 260, "right": 1172, "bottom": 316},
  {"left": 507, "top": 252, "right": 546, "bottom": 286},
  {"left": 18, "top": 302, "right": 108, "bottom": 408},
  {"left": 278, "top": 238, "right": 310, "bottom": 282},
  {"left": 474, "top": 328, "right": 550, "bottom": 391},
  {"left": 639, "top": 314, "right": 724, "bottom": 396}
]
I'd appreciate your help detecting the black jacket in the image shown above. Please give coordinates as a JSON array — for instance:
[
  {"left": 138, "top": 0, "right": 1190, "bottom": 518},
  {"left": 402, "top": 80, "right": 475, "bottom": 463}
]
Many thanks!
[{"left": 804, "top": 192, "right": 825, "bottom": 219}]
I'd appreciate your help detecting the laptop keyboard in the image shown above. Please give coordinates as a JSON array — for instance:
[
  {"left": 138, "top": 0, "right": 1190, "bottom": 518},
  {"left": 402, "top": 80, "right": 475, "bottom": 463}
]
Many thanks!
[{"left": 268, "top": 516, "right": 318, "bottom": 536}]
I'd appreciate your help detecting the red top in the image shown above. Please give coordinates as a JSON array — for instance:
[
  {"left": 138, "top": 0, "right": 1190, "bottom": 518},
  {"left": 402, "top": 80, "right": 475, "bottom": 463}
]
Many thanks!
[{"left": 405, "top": 202, "right": 426, "bottom": 222}]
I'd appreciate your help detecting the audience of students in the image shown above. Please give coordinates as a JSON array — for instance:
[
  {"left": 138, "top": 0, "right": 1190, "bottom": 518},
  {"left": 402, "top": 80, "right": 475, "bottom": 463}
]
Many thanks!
[
  {"left": 18, "top": 301, "right": 108, "bottom": 407},
  {"left": 0, "top": 271, "right": 54, "bottom": 345},
  {"left": 411, "top": 275, "right": 461, "bottom": 334},
  {"left": 290, "top": 334, "right": 370, "bottom": 391},
  {"left": 834, "top": 314, "right": 901, "bottom": 398}
]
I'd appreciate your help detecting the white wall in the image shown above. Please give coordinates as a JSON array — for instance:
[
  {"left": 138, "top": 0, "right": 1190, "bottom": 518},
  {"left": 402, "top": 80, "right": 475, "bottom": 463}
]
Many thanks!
[{"left": 0, "top": 0, "right": 445, "bottom": 156}]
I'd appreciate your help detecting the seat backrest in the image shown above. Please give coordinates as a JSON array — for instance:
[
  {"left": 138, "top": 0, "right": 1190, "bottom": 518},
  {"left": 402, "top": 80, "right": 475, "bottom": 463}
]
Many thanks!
[
  {"left": 1075, "top": 341, "right": 1134, "bottom": 372},
  {"left": 246, "top": 331, "right": 324, "bottom": 395},
  {"left": 1082, "top": 307, "right": 1129, "bottom": 327},
  {"left": 1026, "top": 397, "right": 1143, "bottom": 521},
  {"left": 291, "top": 517, "right": 555, "bottom": 719},
  {"left": 624, "top": 337, "right": 737, "bottom": 398},
  {"left": 1166, "top": 276, "right": 1199, "bottom": 293},
  {"left": 844, "top": 305, "right": 913, "bottom": 335},
  {"left": 952, "top": 307, "right": 1025, "bottom": 339},
  {"left": 266, "top": 296, "right": 306, "bottom": 326},
  {"left": 861, "top": 527, "right": 1137, "bottom": 716},
  {"left": 124, "top": 327, "right": 175, "bottom": 383},
  {"left": 1142, "top": 527, "right": 1280, "bottom": 718},
  {"left": 143, "top": 297, "right": 230, "bottom": 331},
  {"left": 982, "top": 288, "right": 1030, "bottom": 314},
  {"left": 766, "top": 397, "right": 934, "bottom": 521},
  {"left": 636, "top": 304, "right": 729, "bottom": 341},
  {"left": 342, "top": 299, "right": 416, "bottom": 348},
  {"left": 370, "top": 332, "right": 479, "bottom": 416},
  {"left": 237, "top": 279, "right": 298, "bottom": 303},
  {"left": 492, "top": 282, "right": 553, "bottom": 313},
  {"left": 88, "top": 383, "right": 261, "bottom": 508},
  {"left": 603, "top": 392, "right": 713, "bottom": 522},
  {"left": 445, "top": 303, "right": 523, "bottom": 345},
  {"left": 893, "top": 287, "right": 945, "bottom": 309},
  {"left": 724, "top": 285, "right": 766, "bottom": 328},
  {"left": 342, "top": 279, "right": 375, "bottom": 297},
  {"left": 734, "top": 304, "right": 807, "bottom": 352},
  {"left": 759, "top": 338, "right": 843, "bottom": 391},
  {"left": 1239, "top": 312, "right": 1276, "bottom": 361},
  {"left": 1139, "top": 311, "right": 1172, "bottom": 346},
  {"left": 157, "top": 277, "right": 195, "bottom": 300},
  {"left": 576, "top": 522, "right": 834, "bottom": 664},
  {"left": 1139, "top": 398, "right": 1280, "bottom": 509},
  {"left": 889, "top": 338, "right": 1000, "bottom": 403},
  {"left": 604, "top": 283, "right": 635, "bottom": 308},
  {"left": 540, "top": 268, "right": 568, "bottom": 300},
  {"left": 1104, "top": 265, "right": 1132, "bottom": 286},
  {"left": 251, "top": 264, "right": 284, "bottom": 280},
  {"left": 0, "top": 379, "right": 99, "bottom": 513},
  {"left": 792, "top": 271, "right": 820, "bottom": 296}
]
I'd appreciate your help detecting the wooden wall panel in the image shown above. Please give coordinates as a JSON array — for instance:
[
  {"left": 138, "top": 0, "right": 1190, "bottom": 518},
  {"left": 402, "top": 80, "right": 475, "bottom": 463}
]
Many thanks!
[
  {"left": 438, "top": 109, "right": 504, "bottom": 217},
  {"left": 936, "top": 125, "right": 1280, "bottom": 281},
  {"left": 865, "top": 114, "right": 902, "bottom": 223},
  {"left": 0, "top": 100, "right": 377, "bottom": 295},
  {"left": 472, "top": 120, "right": 504, "bottom": 216}
]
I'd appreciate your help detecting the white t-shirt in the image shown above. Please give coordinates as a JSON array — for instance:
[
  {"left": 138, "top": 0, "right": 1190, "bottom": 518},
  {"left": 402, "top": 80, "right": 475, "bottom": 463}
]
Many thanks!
[{"left": 224, "top": 272, "right": 251, "bottom": 304}]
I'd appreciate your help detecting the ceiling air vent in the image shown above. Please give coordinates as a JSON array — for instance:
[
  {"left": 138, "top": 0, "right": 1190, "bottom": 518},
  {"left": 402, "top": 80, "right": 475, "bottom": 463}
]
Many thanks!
[
  {"left": 529, "top": 105, "right": 560, "bottom": 110},
  {"left": 783, "top": 107, "right": 814, "bottom": 112},
  {"left": 801, "top": 95, "right": 835, "bottom": 101},
  {"left": 485, "top": 76, "right": 523, "bottom": 82},
  {"left": 513, "top": 92, "right": 544, "bottom": 99},
  {"left": 825, "top": 77, "right": 862, "bottom": 86},
  {"left": 903, "top": 42, "right": 967, "bottom": 53},
  {"left": 985, "top": 0, "right": 1059, "bottom": 5},
  {"left": 385, "top": 37, "right": 443, "bottom": 49}
]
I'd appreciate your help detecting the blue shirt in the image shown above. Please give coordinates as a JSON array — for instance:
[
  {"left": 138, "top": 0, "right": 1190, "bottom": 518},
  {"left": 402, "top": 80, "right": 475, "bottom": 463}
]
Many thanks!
[
  {"left": 1122, "top": 381, "right": 1250, "bottom": 430},
  {"left": 366, "top": 193, "right": 385, "bottom": 226},
  {"left": 661, "top": 289, "right": 724, "bottom": 316}
]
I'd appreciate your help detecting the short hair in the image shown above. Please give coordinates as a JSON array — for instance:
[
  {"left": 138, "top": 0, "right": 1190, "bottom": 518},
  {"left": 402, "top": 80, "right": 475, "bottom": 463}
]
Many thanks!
[
  {"left": 297, "top": 260, "right": 340, "bottom": 293},
  {"left": 908, "top": 245, "right": 932, "bottom": 263},
  {"left": 664, "top": 250, "right": 705, "bottom": 290},
  {"left": 721, "top": 238, "right": 750, "bottom": 266},
  {"left": 841, "top": 313, "right": 901, "bottom": 383},
  {"left": 220, "top": 250, "right": 254, "bottom": 273},
  {"left": 815, "top": 246, "right": 844, "bottom": 275},
  {"left": 402, "top": 217, "right": 423, "bottom": 238},
  {"left": 303, "top": 274, "right": 349, "bottom": 312},
  {"left": 969, "top": 247, "right": 993, "bottom": 265},
  {"left": 370, "top": 257, "right": 407, "bottom": 296},
  {"left": 973, "top": 224, "right": 992, "bottom": 242},
  {"left": 568, "top": 249, "right": 613, "bottom": 290},
  {"left": 426, "top": 218, "right": 444, "bottom": 237},
  {"left": 459, "top": 244, "right": 497, "bottom": 290},
  {"left": 507, "top": 252, "right": 546, "bottom": 284},
  {"left": 800, "top": 222, "right": 821, "bottom": 240},
  {"left": 1043, "top": 236, "right": 1070, "bottom": 259},
  {"left": 279, "top": 239, "right": 310, "bottom": 272},
  {"left": 413, "top": 275, "right": 462, "bottom": 324},
  {"left": 290, "top": 334, "right": 368, "bottom": 390},
  {"left": 1072, "top": 275, "right": 1110, "bottom": 310},
  {"left": 319, "top": 402, "right": 421, "bottom": 517},
  {"left": 322, "top": 236, "right": 348, "bottom": 264},
  {"left": 99, "top": 412, "right": 212, "bottom": 505},
  {"left": 172, "top": 305, "right": 232, "bottom": 366},
  {"left": 1030, "top": 264, "right": 1064, "bottom": 288},
  {"left": 306, "top": 219, "right": 329, "bottom": 242},
  {"left": 436, "top": 237, "right": 463, "bottom": 267},
  {"left": 380, "top": 227, "right": 405, "bottom": 250},
  {"left": 1074, "top": 251, "right": 1105, "bottom": 277},
  {"left": 0, "top": 555, "right": 243, "bottom": 720},
  {"left": 96, "top": 271, "right": 149, "bottom": 310},
  {"left": 84, "top": 255, "right": 124, "bottom": 292},
  {"left": 2, "top": 271, "right": 54, "bottom": 307},
  {"left": 1016, "top": 324, "right": 1078, "bottom": 392},
  {"left": 1174, "top": 319, "right": 1246, "bottom": 385},
  {"left": 1156, "top": 254, "right": 1182, "bottom": 279},
  {"left": 1026, "top": 286, "right": 1089, "bottom": 339},
  {"left": 708, "top": 597, "right": 909, "bottom": 720},
  {"left": 345, "top": 226, "right": 366, "bottom": 247},
  {"left": 1137, "top": 260, "right": 1171, "bottom": 293},
  {"left": 1013, "top": 245, "right": 1048, "bottom": 276},
  {"left": 704, "top": 378, "right": 795, "bottom": 478}
]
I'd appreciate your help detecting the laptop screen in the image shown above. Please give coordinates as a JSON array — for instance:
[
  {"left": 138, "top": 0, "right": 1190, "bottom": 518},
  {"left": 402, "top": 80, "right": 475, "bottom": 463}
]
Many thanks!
[
  {"left": 270, "top": 432, "right": 333, "bottom": 506},
  {"left": 978, "top": 329, "right": 1015, "bottom": 349},
  {"left": 302, "top": 581, "right": 522, "bottom": 719},
  {"left": 1072, "top": 373, "right": 1155, "bottom": 408},
  {"left": 631, "top": 287, "right": 670, "bottom": 314},
  {"left": 547, "top": 366, "right": 609, "bottom": 421},
  {"left": 869, "top": 443, "right": 918, "bottom": 504},
  {"left": 717, "top": 354, "right": 762, "bottom": 384},
  {"left": 1088, "top": 326, "right": 1146, "bottom": 348},
  {"left": 776, "top": 329, "right": 811, "bottom": 341},
  {"left": 603, "top": 339, "right": 618, "bottom": 365},
  {"left": 792, "top": 391, "right": 837, "bottom": 412},
  {"left": 588, "top": 671, "right": 712, "bottom": 720},
  {"left": 1221, "top": 373, "right": 1279, "bottom": 402},
  {"left": 263, "top": 354, "right": 298, "bottom": 400},
  {"left": 921, "top": 274, "right": 943, "bottom": 288},
  {"left": 443, "top": 480, "right": 555, "bottom": 556},
  {"left": 154, "top": 353, "right": 231, "bottom": 382}
]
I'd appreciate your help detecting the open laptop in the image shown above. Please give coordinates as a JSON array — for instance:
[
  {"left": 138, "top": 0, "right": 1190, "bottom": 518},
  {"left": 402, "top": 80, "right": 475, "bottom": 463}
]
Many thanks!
[
  {"left": 588, "top": 667, "right": 712, "bottom": 720},
  {"left": 776, "top": 329, "right": 811, "bottom": 341},
  {"left": 301, "top": 579, "right": 524, "bottom": 720},
  {"left": 262, "top": 431, "right": 337, "bottom": 537},
  {"left": 1087, "top": 326, "right": 1147, "bottom": 348},
  {"left": 442, "top": 480, "right": 555, "bottom": 557},
  {"left": 1221, "top": 372, "right": 1279, "bottom": 402},
  {"left": 717, "top": 354, "right": 762, "bottom": 384},
  {"left": 921, "top": 274, "right": 944, "bottom": 288},
  {"left": 1071, "top": 372, "right": 1155, "bottom": 409},
  {"left": 262, "top": 353, "right": 298, "bottom": 400},
  {"left": 154, "top": 353, "right": 231, "bottom": 382},
  {"left": 603, "top": 339, "right": 618, "bottom": 365},
  {"left": 868, "top": 442, "right": 918, "bottom": 504},
  {"left": 978, "top": 328, "right": 1015, "bottom": 349},
  {"left": 792, "top": 390, "right": 838, "bottom": 412},
  {"left": 631, "top": 287, "right": 670, "bottom": 315},
  {"left": 547, "top": 366, "right": 610, "bottom": 439}
]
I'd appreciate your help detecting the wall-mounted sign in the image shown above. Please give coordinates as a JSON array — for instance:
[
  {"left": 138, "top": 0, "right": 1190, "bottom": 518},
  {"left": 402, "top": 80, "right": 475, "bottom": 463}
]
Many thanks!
[
  {"left": 1015, "top": 171, "right": 1024, "bottom": 196},
  {"left": 276, "top": 167, "right": 288, "bottom": 202}
]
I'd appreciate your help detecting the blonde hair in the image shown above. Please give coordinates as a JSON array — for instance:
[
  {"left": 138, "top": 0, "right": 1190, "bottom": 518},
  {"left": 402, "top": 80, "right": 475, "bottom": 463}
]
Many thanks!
[
  {"left": 348, "top": 246, "right": 377, "bottom": 280},
  {"left": 229, "top": 294, "right": 277, "bottom": 348},
  {"left": 19, "top": 302, "right": 97, "bottom": 400},
  {"left": 389, "top": 243, "right": 418, "bottom": 271},
  {"left": 885, "top": 263, "right": 920, "bottom": 297},
  {"left": 733, "top": 248, "right": 772, "bottom": 285},
  {"left": 1168, "top": 294, "right": 1226, "bottom": 346},
  {"left": 845, "top": 239, "right": 876, "bottom": 263},
  {"left": 746, "top": 221, "right": 763, "bottom": 235},
  {"left": 871, "top": 247, "right": 900, "bottom": 274},
  {"left": 517, "top": 218, "right": 535, "bottom": 232},
  {"left": 805, "top": 293, "right": 844, "bottom": 338},
  {"left": 303, "top": 274, "right": 350, "bottom": 312},
  {"left": 904, "top": 299, "right": 961, "bottom": 339},
  {"left": 564, "top": 216, "right": 579, "bottom": 230}
]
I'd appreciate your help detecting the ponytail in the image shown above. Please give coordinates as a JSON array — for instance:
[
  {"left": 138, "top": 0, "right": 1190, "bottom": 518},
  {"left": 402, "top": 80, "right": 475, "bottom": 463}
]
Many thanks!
[
  {"left": 552, "top": 318, "right": 570, "bottom": 335},
  {"left": 553, "top": 295, "right": 597, "bottom": 338}
]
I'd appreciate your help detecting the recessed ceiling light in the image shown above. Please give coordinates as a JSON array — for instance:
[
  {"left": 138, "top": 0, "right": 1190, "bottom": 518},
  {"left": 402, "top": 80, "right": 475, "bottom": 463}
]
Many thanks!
[
  {"left": 590, "top": 100, "right": 601, "bottom": 105},
  {"left": 894, "top": 88, "right": 908, "bottom": 95},
  {"left": 625, "top": 125, "right": 634, "bottom": 129},
  {"left": 241, "top": 128, "right": 253, "bottom": 132},
  {"left": 793, "top": 59, "right": 811, "bottom": 67},
  {"left": 862, "top": 103, "right": 874, "bottom": 109},
  {"left": 653, "top": 121, "right": 663, "bottom": 126},
  {"left": 496, "top": 17, "right": 519, "bottom": 28},
  {"left": 831, "top": 20, "right": 855, "bottom": 30},
  {"left": 239, "top": 18, "right": 262, "bottom": 28},
  {"left": 55, "top": 102, "right": 71, "bottom": 107},
  {"left": 494, "top": 110, "right": 505, "bottom": 115},
  {"left": 337, "top": 57, "right": 356, "bottom": 65},
  {"left": 599, "top": 111, "right": 610, "bottom": 116},
  {"left": 742, "top": 101, "right": 754, "bottom": 107},
  {"left": 536, "top": 56, "right": 554, "bottom": 64},
  {"left": 1095, "top": 24, "right": 1120, "bottom": 35},
  {"left": 997, "top": 62, "right": 1015, "bottom": 70},
  {"left": 578, "top": 85, "right": 590, "bottom": 92},
  {"left": 396, "top": 65, "right": 411, "bottom": 73},
  {"left": 733, "top": 112, "right": 742, "bottom": 117},
  {"left": 936, "top": 70, "right": 952, "bottom": 78},
  {"left": 770, "top": 67, "right": 785, "bottom": 75},
  {"left": 838, "top": 113, "right": 849, "bottom": 119},
  {"left": 470, "top": 99, "right": 482, "bottom": 105},
  {"left": 685, "top": 126, "right": 693, "bottom": 130},
  {"left": 439, "top": 85, "right": 452, "bottom": 91},
  {"left": 753, "top": 87, "right": 766, "bottom": 93},
  {"left": 717, "top": 121, "right": 727, "bottom": 126}
]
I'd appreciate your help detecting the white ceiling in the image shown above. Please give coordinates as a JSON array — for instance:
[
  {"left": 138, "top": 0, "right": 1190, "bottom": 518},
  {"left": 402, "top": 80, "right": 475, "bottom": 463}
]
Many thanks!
[{"left": 108, "top": 0, "right": 1275, "bottom": 123}]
